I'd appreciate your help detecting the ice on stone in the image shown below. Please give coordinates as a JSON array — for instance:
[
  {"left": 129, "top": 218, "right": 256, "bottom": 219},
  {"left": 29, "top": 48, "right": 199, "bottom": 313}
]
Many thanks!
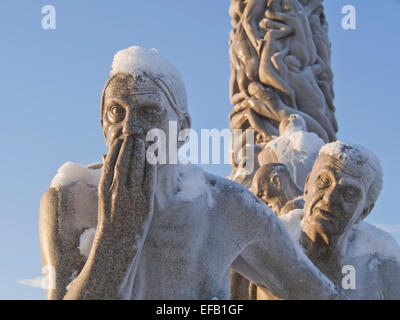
[
  {"left": 266, "top": 125, "right": 325, "bottom": 189},
  {"left": 280, "top": 209, "right": 400, "bottom": 262},
  {"left": 110, "top": 46, "right": 188, "bottom": 116},
  {"left": 111, "top": 46, "right": 178, "bottom": 80},
  {"left": 279, "top": 209, "right": 303, "bottom": 242},
  {"left": 50, "top": 162, "right": 102, "bottom": 188},
  {"left": 319, "top": 141, "right": 382, "bottom": 175},
  {"left": 176, "top": 164, "right": 215, "bottom": 208},
  {"left": 78, "top": 228, "right": 96, "bottom": 259},
  {"left": 348, "top": 222, "right": 400, "bottom": 261}
]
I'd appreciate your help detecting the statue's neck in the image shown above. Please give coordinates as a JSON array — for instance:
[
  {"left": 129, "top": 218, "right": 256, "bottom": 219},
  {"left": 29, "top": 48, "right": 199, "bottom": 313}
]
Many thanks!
[
  {"left": 272, "top": 186, "right": 302, "bottom": 214},
  {"left": 300, "top": 224, "right": 350, "bottom": 265},
  {"left": 154, "top": 164, "right": 180, "bottom": 210},
  {"left": 269, "top": 195, "right": 287, "bottom": 214}
]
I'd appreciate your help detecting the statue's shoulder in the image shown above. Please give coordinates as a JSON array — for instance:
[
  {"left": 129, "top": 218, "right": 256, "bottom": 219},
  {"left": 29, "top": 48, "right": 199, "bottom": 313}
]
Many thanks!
[
  {"left": 40, "top": 161, "right": 100, "bottom": 231},
  {"left": 202, "top": 169, "right": 272, "bottom": 220},
  {"left": 49, "top": 161, "right": 103, "bottom": 190},
  {"left": 175, "top": 164, "right": 255, "bottom": 208},
  {"left": 279, "top": 209, "right": 304, "bottom": 242},
  {"left": 202, "top": 170, "right": 257, "bottom": 201},
  {"left": 347, "top": 222, "right": 400, "bottom": 263}
]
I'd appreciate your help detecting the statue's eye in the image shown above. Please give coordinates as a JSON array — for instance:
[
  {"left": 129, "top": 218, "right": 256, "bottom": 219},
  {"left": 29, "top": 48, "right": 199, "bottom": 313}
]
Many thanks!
[
  {"left": 108, "top": 105, "right": 125, "bottom": 123},
  {"left": 318, "top": 174, "right": 331, "bottom": 188},
  {"left": 343, "top": 187, "right": 360, "bottom": 201},
  {"left": 143, "top": 106, "right": 159, "bottom": 115}
]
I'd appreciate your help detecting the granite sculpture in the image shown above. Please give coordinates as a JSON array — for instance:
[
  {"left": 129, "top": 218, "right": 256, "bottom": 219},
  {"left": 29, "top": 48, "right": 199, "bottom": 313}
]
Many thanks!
[
  {"left": 281, "top": 142, "right": 400, "bottom": 299},
  {"left": 232, "top": 162, "right": 305, "bottom": 300},
  {"left": 229, "top": 0, "right": 338, "bottom": 297},
  {"left": 228, "top": 0, "right": 400, "bottom": 300},
  {"left": 39, "top": 46, "right": 345, "bottom": 300},
  {"left": 252, "top": 163, "right": 304, "bottom": 216},
  {"left": 229, "top": 0, "right": 337, "bottom": 170}
]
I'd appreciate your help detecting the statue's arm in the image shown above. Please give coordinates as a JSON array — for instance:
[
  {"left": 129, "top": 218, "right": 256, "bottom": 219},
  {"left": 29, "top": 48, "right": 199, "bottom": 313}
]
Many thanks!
[
  {"left": 231, "top": 199, "right": 344, "bottom": 299},
  {"left": 39, "top": 187, "right": 67, "bottom": 299},
  {"left": 39, "top": 186, "right": 89, "bottom": 299},
  {"left": 241, "top": 0, "right": 266, "bottom": 54},
  {"left": 64, "top": 136, "right": 156, "bottom": 299}
]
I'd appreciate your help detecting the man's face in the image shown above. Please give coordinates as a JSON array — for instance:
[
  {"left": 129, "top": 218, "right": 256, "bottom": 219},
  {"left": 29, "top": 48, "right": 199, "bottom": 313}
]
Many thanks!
[
  {"left": 303, "top": 153, "right": 368, "bottom": 242},
  {"left": 102, "top": 73, "right": 178, "bottom": 148},
  {"left": 252, "top": 168, "right": 282, "bottom": 212}
]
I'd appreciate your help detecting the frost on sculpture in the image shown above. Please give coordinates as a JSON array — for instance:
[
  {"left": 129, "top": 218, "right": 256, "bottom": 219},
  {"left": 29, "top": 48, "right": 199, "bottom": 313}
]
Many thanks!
[
  {"left": 280, "top": 142, "right": 400, "bottom": 300},
  {"left": 229, "top": 0, "right": 336, "bottom": 184},
  {"left": 228, "top": 0, "right": 400, "bottom": 300},
  {"left": 245, "top": 142, "right": 400, "bottom": 299},
  {"left": 229, "top": 0, "right": 339, "bottom": 297},
  {"left": 39, "top": 46, "right": 345, "bottom": 300},
  {"left": 259, "top": 113, "right": 324, "bottom": 189}
]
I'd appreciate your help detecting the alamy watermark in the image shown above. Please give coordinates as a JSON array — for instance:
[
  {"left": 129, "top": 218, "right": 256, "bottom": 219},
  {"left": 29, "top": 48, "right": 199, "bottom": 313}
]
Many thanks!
[
  {"left": 341, "top": 265, "right": 356, "bottom": 290},
  {"left": 342, "top": 5, "right": 356, "bottom": 30},
  {"left": 41, "top": 5, "right": 56, "bottom": 30},
  {"left": 144, "top": 121, "right": 255, "bottom": 174}
]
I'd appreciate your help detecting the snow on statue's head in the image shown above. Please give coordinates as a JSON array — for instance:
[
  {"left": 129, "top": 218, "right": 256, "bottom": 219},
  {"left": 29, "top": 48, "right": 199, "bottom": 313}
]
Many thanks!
[
  {"left": 100, "top": 46, "right": 191, "bottom": 144},
  {"left": 301, "top": 141, "right": 383, "bottom": 251},
  {"left": 319, "top": 142, "right": 383, "bottom": 216}
]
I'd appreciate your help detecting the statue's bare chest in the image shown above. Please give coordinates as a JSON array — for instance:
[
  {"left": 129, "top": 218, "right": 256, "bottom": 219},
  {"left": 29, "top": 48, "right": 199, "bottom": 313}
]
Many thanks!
[{"left": 145, "top": 199, "right": 210, "bottom": 258}]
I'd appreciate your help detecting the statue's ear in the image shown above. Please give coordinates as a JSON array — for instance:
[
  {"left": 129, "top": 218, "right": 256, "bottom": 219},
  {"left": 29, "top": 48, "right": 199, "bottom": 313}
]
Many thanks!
[
  {"left": 177, "top": 115, "right": 191, "bottom": 146},
  {"left": 179, "top": 115, "right": 191, "bottom": 132},
  {"left": 304, "top": 173, "right": 311, "bottom": 195},
  {"left": 356, "top": 203, "right": 374, "bottom": 224}
]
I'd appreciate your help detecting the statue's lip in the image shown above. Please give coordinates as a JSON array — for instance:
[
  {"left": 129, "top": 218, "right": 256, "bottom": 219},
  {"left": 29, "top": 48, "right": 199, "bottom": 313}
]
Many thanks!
[{"left": 312, "top": 208, "right": 334, "bottom": 223}]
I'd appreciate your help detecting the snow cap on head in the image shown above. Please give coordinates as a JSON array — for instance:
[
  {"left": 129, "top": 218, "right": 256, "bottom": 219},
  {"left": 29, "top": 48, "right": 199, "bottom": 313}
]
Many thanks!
[
  {"left": 105, "top": 46, "right": 189, "bottom": 124},
  {"left": 318, "top": 141, "right": 383, "bottom": 215},
  {"left": 319, "top": 141, "right": 378, "bottom": 168}
]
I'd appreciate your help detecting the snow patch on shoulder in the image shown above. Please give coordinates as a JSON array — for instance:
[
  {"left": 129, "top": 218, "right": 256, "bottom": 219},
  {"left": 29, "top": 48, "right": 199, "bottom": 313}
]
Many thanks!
[
  {"left": 176, "top": 164, "right": 215, "bottom": 208},
  {"left": 279, "top": 209, "right": 304, "bottom": 243},
  {"left": 50, "top": 162, "right": 102, "bottom": 188},
  {"left": 347, "top": 222, "right": 400, "bottom": 261}
]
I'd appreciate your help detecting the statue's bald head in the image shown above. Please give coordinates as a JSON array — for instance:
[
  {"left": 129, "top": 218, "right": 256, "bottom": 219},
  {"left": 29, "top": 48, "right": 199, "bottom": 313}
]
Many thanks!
[
  {"left": 252, "top": 163, "right": 291, "bottom": 196},
  {"left": 252, "top": 163, "right": 301, "bottom": 214}
]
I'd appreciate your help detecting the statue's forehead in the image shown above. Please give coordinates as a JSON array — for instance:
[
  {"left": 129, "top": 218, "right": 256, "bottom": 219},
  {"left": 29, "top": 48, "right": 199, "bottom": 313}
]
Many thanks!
[
  {"left": 104, "top": 73, "right": 162, "bottom": 99},
  {"left": 312, "top": 155, "right": 364, "bottom": 182}
]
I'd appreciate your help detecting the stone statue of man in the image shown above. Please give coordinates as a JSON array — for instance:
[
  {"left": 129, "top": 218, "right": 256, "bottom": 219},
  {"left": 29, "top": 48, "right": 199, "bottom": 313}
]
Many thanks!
[
  {"left": 39, "top": 46, "right": 345, "bottom": 300},
  {"left": 258, "top": 114, "right": 325, "bottom": 189},
  {"left": 281, "top": 141, "right": 400, "bottom": 299},
  {"left": 252, "top": 163, "right": 304, "bottom": 216},
  {"left": 230, "top": 162, "right": 304, "bottom": 300}
]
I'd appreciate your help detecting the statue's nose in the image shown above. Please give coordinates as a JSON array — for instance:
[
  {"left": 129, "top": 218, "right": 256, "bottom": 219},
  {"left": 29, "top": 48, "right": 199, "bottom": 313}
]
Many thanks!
[
  {"left": 123, "top": 111, "right": 143, "bottom": 136},
  {"left": 322, "top": 187, "right": 340, "bottom": 208}
]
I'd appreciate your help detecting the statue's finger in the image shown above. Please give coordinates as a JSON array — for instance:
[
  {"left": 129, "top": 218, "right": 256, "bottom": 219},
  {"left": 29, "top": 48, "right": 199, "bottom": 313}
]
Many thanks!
[
  {"left": 130, "top": 137, "right": 145, "bottom": 189},
  {"left": 114, "top": 135, "right": 134, "bottom": 187},
  {"left": 100, "top": 138, "right": 123, "bottom": 191},
  {"left": 143, "top": 161, "right": 157, "bottom": 198}
]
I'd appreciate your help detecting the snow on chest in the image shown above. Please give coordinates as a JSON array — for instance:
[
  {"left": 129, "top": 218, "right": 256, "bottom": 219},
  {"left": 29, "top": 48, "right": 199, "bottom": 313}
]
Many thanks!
[{"left": 175, "top": 164, "right": 215, "bottom": 208}]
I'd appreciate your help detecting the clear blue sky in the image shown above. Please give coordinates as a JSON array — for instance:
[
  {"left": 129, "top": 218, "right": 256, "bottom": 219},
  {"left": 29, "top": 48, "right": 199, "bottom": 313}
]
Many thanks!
[{"left": 0, "top": 0, "right": 399, "bottom": 299}]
